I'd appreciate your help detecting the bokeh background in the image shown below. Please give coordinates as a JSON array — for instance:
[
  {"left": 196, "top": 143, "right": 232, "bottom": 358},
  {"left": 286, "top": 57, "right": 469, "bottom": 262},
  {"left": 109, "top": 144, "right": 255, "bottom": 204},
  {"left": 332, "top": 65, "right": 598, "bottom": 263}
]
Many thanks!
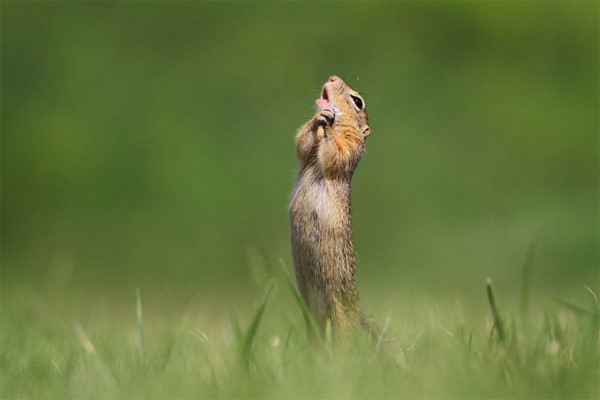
[{"left": 2, "top": 2, "right": 598, "bottom": 313}]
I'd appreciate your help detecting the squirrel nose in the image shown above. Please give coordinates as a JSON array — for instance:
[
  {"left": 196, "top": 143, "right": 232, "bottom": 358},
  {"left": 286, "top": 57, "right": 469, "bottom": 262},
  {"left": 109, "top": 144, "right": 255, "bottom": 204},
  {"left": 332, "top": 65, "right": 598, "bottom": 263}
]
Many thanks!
[{"left": 328, "top": 76, "right": 339, "bottom": 83}]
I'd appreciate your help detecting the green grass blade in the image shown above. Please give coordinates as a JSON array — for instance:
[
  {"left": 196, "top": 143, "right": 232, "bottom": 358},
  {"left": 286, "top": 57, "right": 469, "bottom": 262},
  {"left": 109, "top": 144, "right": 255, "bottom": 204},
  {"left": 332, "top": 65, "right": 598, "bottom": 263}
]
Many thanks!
[
  {"left": 551, "top": 297, "right": 599, "bottom": 320},
  {"left": 241, "top": 282, "right": 274, "bottom": 366},
  {"left": 324, "top": 319, "right": 332, "bottom": 347},
  {"left": 230, "top": 312, "right": 243, "bottom": 345},
  {"left": 280, "top": 260, "right": 324, "bottom": 344},
  {"left": 583, "top": 285, "right": 600, "bottom": 316},
  {"left": 135, "top": 287, "right": 145, "bottom": 361},
  {"left": 74, "top": 324, "right": 119, "bottom": 394},
  {"left": 485, "top": 278, "right": 506, "bottom": 342},
  {"left": 375, "top": 317, "right": 390, "bottom": 353}
]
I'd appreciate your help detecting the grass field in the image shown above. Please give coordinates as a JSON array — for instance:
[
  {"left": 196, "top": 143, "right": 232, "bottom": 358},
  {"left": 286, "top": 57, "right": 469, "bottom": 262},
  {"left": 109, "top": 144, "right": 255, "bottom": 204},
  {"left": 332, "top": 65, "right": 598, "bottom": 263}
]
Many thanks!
[
  {"left": 2, "top": 267, "right": 598, "bottom": 399},
  {"left": 2, "top": 2, "right": 598, "bottom": 398}
]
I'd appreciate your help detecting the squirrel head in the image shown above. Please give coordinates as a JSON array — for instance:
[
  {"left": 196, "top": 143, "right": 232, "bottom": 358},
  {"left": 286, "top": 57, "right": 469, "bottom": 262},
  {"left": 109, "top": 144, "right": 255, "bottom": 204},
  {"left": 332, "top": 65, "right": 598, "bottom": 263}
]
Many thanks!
[
  {"left": 315, "top": 76, "right": 370, "bottom": 139},
  {"left": 313, "top": 76, "right": 370, "bottom": 178}
]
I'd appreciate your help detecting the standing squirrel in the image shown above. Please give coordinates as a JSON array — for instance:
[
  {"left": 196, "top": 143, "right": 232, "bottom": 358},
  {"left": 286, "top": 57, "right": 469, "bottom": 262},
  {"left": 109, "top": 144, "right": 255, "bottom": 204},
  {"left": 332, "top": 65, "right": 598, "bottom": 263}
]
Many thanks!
[{"left": 289, "top": 76, "right": 371, "bottom": 338}]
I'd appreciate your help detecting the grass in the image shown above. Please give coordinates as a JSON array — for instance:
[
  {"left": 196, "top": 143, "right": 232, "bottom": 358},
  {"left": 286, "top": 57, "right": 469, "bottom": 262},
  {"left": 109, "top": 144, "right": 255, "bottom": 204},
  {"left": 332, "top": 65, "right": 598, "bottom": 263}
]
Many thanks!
[{"left": 2, "top": 273, "right": 598, "bottom": 399}]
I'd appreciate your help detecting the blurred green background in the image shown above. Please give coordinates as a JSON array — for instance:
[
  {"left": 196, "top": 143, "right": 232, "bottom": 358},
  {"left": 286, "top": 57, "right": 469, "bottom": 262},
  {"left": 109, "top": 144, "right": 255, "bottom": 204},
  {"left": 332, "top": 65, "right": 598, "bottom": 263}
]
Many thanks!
[{"left": 2, "top": 2, "right": 598, "bottom": 307}]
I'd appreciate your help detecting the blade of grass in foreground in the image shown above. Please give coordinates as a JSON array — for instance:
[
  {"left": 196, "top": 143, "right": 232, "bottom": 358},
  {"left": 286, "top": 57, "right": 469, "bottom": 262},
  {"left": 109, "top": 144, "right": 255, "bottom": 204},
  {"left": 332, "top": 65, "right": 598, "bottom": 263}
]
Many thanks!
[
  {"left": 74, "top": 324, "right": 118, "bottom": 395},
  {"left": 240, "top": 282, "right": 274, "bottom": 367},
  {"left": 230, "top": 312, "right": 243, "bottom": 344},
  {"left": 135, "top": 287, "right": 145, "bottom": 361},
  {"left": 486, "top": 278, "right": 506, "bottom": 342},
  {"left": 584, "top": 285, "right": 600, "bottom": 316},
  {"left": 551, "top": 297, "right": 599, "bottom": 320},
  {"left": 280, "top": 260, "right": 324, "bottom": 345}
]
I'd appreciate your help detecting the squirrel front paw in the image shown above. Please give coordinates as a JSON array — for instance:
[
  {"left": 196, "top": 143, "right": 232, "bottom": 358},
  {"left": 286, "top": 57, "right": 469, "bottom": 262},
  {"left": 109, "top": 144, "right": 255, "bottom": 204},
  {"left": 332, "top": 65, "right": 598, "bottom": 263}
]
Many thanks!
[{"left": 315, "top": 109, "right": 335, "bottom": 127}]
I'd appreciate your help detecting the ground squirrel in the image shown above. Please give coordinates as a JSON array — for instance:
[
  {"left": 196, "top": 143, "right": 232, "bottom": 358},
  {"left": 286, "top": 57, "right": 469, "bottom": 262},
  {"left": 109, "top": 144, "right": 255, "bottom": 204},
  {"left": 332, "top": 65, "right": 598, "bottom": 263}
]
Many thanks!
[{"left": 289, "top": 76, "right": 371, "bottom": 338}]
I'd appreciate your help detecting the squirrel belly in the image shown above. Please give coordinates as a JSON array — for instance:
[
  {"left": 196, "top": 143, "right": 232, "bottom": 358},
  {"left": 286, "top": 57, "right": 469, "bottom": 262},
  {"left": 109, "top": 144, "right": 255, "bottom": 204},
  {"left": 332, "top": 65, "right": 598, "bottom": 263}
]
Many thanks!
[
  {"left": 289, "top": 76, "right": 370, "bottom": 337},
  {"left": 290, "top": 170, "right": 360, "bottom": 333}
]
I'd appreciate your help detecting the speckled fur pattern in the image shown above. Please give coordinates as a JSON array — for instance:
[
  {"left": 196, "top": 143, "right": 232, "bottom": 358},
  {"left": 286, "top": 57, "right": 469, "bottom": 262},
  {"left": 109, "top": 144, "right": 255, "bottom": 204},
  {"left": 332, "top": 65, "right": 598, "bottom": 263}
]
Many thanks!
[{"left": 289, "top": 76, "right": 370, "bottom": 338}]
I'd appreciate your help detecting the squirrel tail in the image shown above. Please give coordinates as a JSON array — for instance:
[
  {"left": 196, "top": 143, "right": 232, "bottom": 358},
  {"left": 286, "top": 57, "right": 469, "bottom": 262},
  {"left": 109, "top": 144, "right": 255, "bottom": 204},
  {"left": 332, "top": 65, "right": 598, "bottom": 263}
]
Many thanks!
[
  {"left": 360, "top": 313, "right": 405, "bottom": 364},
  {"left": 360, "top": 313, "right": 383, "bottom": 340}
]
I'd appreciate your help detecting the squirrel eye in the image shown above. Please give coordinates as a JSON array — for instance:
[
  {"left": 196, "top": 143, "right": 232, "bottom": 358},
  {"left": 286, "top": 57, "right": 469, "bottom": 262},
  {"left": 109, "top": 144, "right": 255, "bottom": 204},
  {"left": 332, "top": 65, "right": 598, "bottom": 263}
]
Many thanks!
[{"left": 350, "top": 94, "right": 364, "bottom": 110}]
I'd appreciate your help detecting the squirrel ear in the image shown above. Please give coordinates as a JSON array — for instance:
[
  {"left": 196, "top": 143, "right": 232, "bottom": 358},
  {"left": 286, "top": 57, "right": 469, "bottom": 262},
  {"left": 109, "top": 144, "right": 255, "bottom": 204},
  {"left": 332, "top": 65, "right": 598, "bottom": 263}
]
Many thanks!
[{"left": 362, "top": 126, "right": 371, "bottom": 137}]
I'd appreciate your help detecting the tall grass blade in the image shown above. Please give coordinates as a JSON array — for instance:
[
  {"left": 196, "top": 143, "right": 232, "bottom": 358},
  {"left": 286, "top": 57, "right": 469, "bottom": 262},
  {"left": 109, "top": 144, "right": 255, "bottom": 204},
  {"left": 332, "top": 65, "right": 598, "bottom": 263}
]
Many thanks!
[
  {"left": 241, "top": 282, "right": 274, "bottom": 366},
  {"left": 280, "top": 260, "right": 324, "bottom": 344},
  {"left": 74, "top": 323, "right": 97, "bottom": 355},
  {"left": 324, "top": 319, "right": 332, "bottom": 347},
  {"left": 323, "top": 319, "right": 333, "bottom": 357},
  {"left": 375, "top": 317, "right": 390, "bottom": 353},
  {"left": 135, "top": 287, "right": 145, "bottom": 361},
  {"left": 74, "top": 324, "right": 118, "bottom": 394},
  {"left": 519, "top": 235, "right": 538, "bottom": 318},
  {"left": 551, "top": 297, "right": 599, "bottom": 320},
  {"left": 230, "top": 312, "right": 243, "bottom": 344},
  {"left": 485, "top": 278, "right": 506, "bottom": 342},
  {"left": 583, "top": 285, "right": 600, "bottom": 316}
]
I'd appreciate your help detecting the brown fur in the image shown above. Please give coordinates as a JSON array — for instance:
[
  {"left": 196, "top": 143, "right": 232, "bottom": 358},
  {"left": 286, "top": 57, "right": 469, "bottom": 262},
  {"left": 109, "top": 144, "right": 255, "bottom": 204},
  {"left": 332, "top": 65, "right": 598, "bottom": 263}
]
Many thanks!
[{"left": 289, "top": 76, "right": 370, "bottom": 337}]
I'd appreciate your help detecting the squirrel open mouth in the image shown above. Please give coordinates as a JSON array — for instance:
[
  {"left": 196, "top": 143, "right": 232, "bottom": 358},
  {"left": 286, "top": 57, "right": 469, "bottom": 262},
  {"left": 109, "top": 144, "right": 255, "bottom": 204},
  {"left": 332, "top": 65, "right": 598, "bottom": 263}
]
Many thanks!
[
  {"left": 321, "top": 85, "right": 329, "bottom": 101},
  {"left": 315, "top": 85, "right": 330, "bottom": 109}
]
